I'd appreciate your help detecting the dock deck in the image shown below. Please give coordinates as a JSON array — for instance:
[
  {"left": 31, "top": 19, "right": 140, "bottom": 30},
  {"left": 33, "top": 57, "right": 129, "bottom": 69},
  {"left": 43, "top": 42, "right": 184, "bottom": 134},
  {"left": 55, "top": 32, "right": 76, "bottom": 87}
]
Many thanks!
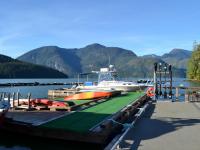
[
  {"left": 2, "top": 91, "right": 148, "bottom": 146},
  {"left": 41, "top": 92, "right": 144, "bottom": 133},
  {"left": 117, "top": 101, "right": 200, "bottom": 150},
  {"left": 6, "top": 111, "right": 68, "bottom": 126}
]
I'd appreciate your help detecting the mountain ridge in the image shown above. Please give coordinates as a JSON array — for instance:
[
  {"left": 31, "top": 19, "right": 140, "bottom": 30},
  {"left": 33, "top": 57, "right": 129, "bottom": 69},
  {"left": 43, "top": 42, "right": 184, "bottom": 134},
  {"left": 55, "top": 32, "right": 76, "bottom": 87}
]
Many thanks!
[
  {"left": 0, "top": 54, "right": 68, "bottom": 78},
  {"left": 17, "top": 43, "right": 191, "bottom": 78}
]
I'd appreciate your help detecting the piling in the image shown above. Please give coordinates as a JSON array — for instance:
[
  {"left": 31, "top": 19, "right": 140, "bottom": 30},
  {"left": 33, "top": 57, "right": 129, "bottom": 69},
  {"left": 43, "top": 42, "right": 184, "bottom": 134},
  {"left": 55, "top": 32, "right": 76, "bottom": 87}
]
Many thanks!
[
  {"left": 17, "top": 92, "right": 20, "bottom": 106},
  {"left": 7, "top": 93, "right": 10, "bottom": 105},
  {"left": 28, "top": 93, "right": 31, "bottom": 110},
  {"left": 12, "top": 92, "right": 15, "bottom": 109},
  {"left": 2, "top": 92, "right": 5, "bottom": 101},
  {"left": 185, "top": 93, "right": 189, "bottom": 102},
  {"left": 0, "top": 93, "right": 2, "bottom": 101}
]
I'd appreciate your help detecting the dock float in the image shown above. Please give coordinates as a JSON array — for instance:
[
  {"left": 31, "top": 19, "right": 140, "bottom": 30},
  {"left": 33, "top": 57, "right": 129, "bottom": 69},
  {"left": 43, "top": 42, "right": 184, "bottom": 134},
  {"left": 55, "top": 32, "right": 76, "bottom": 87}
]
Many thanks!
[
  {"left": 1, "top": 91, "right": 150, "bottom": 148},
  {"left": 114, "top": 101, "right": 200, "bottom": 150}
]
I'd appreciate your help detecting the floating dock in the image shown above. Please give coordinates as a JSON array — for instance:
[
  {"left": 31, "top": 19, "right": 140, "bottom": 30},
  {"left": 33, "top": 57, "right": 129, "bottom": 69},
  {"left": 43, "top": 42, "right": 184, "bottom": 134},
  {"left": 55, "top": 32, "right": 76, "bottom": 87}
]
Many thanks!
[
  {"left": 48, "top": 88, "right": 80, "bottom": 98},
  {"left": 1, "top": 91, "right": 149, "bottom": 148},
  {"left": 0, "top": 82, "right": 82, "bottom": 87},
  {"left": 113, "top": 101, "right": 200, "bottom": 150}
]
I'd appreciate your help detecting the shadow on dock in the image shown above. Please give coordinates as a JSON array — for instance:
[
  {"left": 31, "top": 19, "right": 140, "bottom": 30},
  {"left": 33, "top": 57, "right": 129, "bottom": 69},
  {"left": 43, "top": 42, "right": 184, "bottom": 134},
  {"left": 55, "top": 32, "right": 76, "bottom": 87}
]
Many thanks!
[{"left": 122, "top": 103, "right": 200, "bottom": 150}]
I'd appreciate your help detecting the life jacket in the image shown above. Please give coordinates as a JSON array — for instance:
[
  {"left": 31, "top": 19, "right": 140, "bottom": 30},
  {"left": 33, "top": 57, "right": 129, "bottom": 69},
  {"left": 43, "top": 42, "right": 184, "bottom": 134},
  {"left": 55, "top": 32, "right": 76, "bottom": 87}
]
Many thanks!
[{"left": 146, "top": 87, "right": 155, "bottom": 97}]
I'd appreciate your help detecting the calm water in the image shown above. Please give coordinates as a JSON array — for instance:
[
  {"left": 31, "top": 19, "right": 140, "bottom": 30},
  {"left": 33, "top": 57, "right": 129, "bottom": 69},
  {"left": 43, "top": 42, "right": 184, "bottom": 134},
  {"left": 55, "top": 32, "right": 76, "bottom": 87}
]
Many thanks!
[
  {"left": 0, "top": 78, "right": 199, "bottom": 98},
  {"left": 0, "top": 78, "right": 199, "bottom": 150},
  {"left": 0, "top": 78, "right": 89, "bottom": 98}
]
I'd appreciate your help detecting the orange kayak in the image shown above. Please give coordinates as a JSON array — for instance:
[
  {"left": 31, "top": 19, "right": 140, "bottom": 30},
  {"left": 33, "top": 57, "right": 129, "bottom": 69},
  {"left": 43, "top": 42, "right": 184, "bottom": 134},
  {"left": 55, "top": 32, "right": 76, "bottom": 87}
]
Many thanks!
[
  {"left": 12, "top": 98, "right": 69, "bottom": 109},
  {"left": 64, "top": 91, "right": 113, "bottom": 100},
  {"left": 31, "top": 98, "right": 69, "bottom": 108}
]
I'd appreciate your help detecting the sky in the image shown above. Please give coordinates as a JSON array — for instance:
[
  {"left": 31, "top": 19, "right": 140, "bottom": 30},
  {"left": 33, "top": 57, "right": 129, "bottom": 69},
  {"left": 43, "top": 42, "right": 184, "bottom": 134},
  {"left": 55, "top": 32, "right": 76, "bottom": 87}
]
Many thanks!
[{"left": 0, "top": 0, "right": 200, "bottom": 58}]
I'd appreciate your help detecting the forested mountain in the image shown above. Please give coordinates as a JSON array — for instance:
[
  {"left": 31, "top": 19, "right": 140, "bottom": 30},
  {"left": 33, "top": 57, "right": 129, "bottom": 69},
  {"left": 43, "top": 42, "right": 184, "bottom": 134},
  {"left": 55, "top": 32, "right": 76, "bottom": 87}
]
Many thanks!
[
  {"left": 161, "top": 48, "right": 192, "bottom": 69},
  {"left": 0, "top": 54, "right": 68, "bottom": 78},
  {"left": 18, "top": 43, "right": 190, "bottom": 78}
]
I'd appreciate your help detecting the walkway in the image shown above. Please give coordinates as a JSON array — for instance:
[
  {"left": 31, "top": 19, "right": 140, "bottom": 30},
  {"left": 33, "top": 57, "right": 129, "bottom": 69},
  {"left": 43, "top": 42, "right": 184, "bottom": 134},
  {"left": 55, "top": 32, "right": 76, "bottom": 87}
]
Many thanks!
[{"left": 117, "top": 101, "right": 200, "bottom": 150}]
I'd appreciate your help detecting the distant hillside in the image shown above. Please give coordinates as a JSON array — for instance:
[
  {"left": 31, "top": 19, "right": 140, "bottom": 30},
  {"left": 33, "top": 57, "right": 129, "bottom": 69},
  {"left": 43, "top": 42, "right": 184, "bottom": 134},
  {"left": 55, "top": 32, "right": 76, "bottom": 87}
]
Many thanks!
[
  {"left": 0, "top": 54, "right": 68, "bottom": 78},
  {"left": 18, "top": 46, "right": 81, "bottom": 76},
  {"left": 18, "top": 44, "right": 187, "bottom": 78},
  {"left": 142, "top": 54, "right": 160, "bottom": 59},
  {"left": 161, "top": 48, "right": 192, "bottom": 69},
  {"left": 77, "top": 43, "right": 137, "bottom": 73},
  {"left": 18, "top": 43, "right": 138, "bottom": 77}
]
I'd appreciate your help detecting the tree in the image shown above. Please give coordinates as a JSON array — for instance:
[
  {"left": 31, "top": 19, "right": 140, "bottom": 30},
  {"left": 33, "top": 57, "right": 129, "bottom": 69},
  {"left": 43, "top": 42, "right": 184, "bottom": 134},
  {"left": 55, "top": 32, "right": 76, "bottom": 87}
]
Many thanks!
[{"left": 187, "top": 44, "right": 200, "bottom": 80}]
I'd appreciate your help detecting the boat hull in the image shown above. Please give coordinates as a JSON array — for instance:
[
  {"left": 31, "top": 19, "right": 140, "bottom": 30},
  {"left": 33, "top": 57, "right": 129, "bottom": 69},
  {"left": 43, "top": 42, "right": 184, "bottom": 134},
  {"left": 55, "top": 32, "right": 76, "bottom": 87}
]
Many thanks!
[
  {"left": 64, "top": 91, "right": 113, "bottom": 100},
  {"left": 76, "top": 85, "right": 147, "bottom": 92}
]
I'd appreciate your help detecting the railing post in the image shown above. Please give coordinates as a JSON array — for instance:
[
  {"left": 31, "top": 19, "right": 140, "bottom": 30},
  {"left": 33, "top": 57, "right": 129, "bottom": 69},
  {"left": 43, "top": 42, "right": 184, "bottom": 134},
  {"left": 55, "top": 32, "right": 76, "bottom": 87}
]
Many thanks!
[
  {"left": 0, "top": 93, "right": 2, "bottom": 101},
  {"left": 153, "top": 63, "right": 157, "bottom": 101},
  {"left": 12, "top": 92, "right": 15, "bottom": 109},
  {"left": 17, "top": 92, "right": 20, "bottom": 106},
  {"left": 175, "top": 87, "right": 179, "bottom": 101},
  {"left": 185, "top": 90, "right": 189, "bottom": 102},
  {"left": 8, "top": 93, "right": 10, "bottom": 106},
  {"left": 2, "top": 92, "right": 5, "bottom": 101}
]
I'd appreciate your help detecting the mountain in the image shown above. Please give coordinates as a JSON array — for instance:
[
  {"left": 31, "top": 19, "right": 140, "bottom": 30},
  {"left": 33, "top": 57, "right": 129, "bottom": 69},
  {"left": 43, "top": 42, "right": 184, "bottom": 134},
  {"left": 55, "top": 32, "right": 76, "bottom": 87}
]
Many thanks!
[
  {"left": 18, "top": 46, "right": 81, "bottom": 76},
  {"left": 77, "top": 43, "right": 137, "bottom": 73},
  {"left": 161, "top": 49, "right": 192, "bottom": 69},
  {"left": 18, "top": 44, "right": 138, "bottom": 77},
  {"left": 18, "top": 44, "right": 187, "bottom": 78},
  {"left": 142, "top": 54, "right": 160, "bottom": 59},
  {"left": 0, "top": 54, "right": 68, "bottom": 78}
]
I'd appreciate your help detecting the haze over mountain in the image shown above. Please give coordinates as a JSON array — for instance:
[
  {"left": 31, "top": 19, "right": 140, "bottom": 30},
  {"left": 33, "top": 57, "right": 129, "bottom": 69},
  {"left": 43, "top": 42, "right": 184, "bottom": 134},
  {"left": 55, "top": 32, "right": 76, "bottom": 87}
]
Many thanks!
[
  {"left": 0, "top": 54, "right": 68, "bottom": 78},
  {"left": 142, "top": 49, "right": 192, "bottom": 68},
  {"left": 18, "top": 43, "right": 191, "bottom": 78},
  {"left": 161, "top": 48, "right": 192, "bottom": 69}
]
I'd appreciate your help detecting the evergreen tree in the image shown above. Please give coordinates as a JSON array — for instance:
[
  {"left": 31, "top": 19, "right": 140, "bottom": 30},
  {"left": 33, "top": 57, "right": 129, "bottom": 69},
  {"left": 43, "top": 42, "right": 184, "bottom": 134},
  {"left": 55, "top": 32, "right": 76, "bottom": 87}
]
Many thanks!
[{"left": 187, "top": 44, "right": 200, "bottom": 80}]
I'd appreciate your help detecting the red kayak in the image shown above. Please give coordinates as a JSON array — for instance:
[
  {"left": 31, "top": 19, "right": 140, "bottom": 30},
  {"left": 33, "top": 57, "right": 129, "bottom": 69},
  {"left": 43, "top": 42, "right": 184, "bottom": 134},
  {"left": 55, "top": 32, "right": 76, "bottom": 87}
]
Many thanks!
[
  {"left": 64, "top": 91, "right": 113, "bottom": 100},
  {"left": 31, "top": 98, "right": 69, "bottom": 108}
]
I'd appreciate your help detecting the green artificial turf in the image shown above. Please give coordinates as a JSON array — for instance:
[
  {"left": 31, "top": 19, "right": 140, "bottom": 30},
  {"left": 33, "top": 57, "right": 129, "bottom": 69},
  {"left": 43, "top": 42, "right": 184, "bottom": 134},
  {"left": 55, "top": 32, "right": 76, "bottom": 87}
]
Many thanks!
[{"left": 41, "top": 92, "right": 144, "bottom": 133}]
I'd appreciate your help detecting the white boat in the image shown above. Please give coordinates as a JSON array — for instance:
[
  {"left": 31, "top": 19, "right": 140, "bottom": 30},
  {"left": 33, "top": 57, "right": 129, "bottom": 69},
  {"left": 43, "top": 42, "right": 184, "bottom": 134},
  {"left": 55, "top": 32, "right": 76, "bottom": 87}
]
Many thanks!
[{"left": 76, "top": 65, "right": 151, "bottom": 92}]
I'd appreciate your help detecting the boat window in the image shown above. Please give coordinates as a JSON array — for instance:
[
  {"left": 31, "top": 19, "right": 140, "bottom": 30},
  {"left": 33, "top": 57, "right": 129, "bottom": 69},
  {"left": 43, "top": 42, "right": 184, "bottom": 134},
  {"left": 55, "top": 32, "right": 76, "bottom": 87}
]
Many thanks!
[{"left": 98, "top": 72, "right": 115, "bottom": 82}]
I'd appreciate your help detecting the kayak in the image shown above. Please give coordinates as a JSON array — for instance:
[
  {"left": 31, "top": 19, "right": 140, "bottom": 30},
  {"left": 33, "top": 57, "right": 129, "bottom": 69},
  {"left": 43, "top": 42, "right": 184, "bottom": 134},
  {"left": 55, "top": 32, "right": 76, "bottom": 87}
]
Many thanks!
[
  {"left": 31, "top": 98, "right": 69, "bottom": 108},
  {"left": 64, "top": 91, "right": 113, "bottom": 100},
  {"left": 12, "top": 98, "right": 69, "bottom": 109}
]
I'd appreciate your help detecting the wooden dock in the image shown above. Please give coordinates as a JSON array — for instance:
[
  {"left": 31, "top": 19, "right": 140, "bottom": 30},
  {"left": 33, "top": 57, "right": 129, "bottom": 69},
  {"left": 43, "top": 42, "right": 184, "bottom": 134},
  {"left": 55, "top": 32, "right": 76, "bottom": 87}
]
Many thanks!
[
  {"left": 114, "top": 101, "right": 200, "bottom": 150},
  {"left": 5, "top": 111, "right": 68, "bottom": 126},
  {"left": 1, "top": 92, "right": 150, "bottom": 147},
  {"left": 48, "top": 88, "right": 80, "bottom": 98}
]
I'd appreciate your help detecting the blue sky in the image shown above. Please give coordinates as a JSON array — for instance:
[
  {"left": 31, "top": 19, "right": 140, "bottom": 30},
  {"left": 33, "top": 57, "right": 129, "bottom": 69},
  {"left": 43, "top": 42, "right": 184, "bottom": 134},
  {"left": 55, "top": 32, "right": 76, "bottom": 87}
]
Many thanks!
[{"left": 0, "top": 0, "right": 199, "bottom": 58}]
